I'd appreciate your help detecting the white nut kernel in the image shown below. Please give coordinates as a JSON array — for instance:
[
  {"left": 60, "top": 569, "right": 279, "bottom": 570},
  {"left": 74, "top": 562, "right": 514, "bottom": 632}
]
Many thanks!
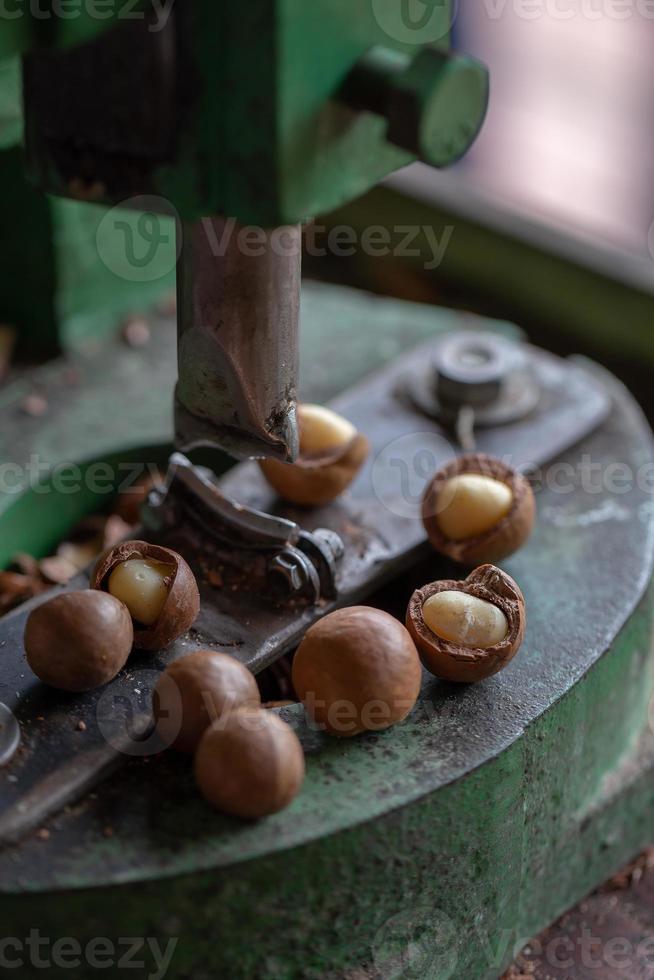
[
  {"left": 108, "top": 558, "right": 173, "bottom": 626},
  {"left": 422, "top": 591, "right": 508, "bottom": 649},
  {"left": 299, "top": 404, "right": 356, "bottom": 457},
  {"left": 436, "top": 474, "right": 513, "bottom": 540}
]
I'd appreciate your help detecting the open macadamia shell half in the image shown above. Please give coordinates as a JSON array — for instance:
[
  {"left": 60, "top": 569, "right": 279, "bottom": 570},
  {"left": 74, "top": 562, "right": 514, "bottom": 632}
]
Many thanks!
[
  {"left": 91, "top": 540, "right": 200, "bottom": 651},
  {"left": 259, "top": 405, "right": 370, "bottom": 507},
  {"left": 406, "top": 564, "right": 526, "bottom": 683},
  {"left": 422, "top": 453, "right": 535, "bottom": 565}
]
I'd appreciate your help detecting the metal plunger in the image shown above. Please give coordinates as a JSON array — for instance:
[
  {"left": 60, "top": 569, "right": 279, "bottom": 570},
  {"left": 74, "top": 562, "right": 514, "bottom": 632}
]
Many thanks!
[{"left": 175, "top": 217, "right": 302, "bottom": 461}]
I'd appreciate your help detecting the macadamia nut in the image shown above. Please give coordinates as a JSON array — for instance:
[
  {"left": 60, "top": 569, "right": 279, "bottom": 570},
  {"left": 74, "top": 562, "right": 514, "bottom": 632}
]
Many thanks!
[
  {"left": 195, "top": 707, "right": 305, "bottom": 819},
  {"left": 24, "top": 590, "right": 134, "bottom": 692},
  {"left": 108, "top": 558, "right": 173, "bottom": 626},
  {"left": 154, "top": 650, "right": 261, "bottom": 753},
  {"left": 292, "top": 606, "right": 422, "bottom": 737},
  {"left": 422, "top": 454, "right": 535, "bottom": 565},
  {"left": 259, "top": 403, "right": 369, "bottom": 507},
  {"left": 422, "top": 591, "right": 508, "bottom": 649},
  {"left": 436, "top": 474, "right": 513, "bottom": 541},
  {"left": 92, "top": 541, "right": 200, "bottom": 651},
  {"left": 299, "top": 404, "right": 356, "bottom": 457}
]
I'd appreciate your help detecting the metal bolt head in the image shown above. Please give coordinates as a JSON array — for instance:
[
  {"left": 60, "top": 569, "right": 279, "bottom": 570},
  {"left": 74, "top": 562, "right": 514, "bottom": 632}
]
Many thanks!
[{"left": 388, "top": 47, "right": 489, "bottom": 167}]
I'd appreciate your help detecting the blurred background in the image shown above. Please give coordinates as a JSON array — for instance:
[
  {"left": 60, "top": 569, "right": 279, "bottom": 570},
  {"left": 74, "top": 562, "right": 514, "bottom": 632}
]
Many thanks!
[
  {"left": 308, "top": 0, "right": 654, "bottom": 416},
  {"left": 456, "top": 3, "right": 654, "bottom": 261}
]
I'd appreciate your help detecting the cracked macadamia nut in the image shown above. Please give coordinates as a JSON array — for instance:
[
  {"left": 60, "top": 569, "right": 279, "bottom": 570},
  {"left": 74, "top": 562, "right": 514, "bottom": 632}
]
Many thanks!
[
  {"left": 153, "top": 650, "right": 261, "bottom": 753},
  {"left": 194, "top": 707, "right": 305, "bottom": 819},
  {"left": 422, "top": 454, "right": 535, "bottom": 565},
  {"left": 406, "top": 564, "right": 526, "bottom": 683},
  {"left": 259, "top": 403, "right": 369, "bottom": 507},
  {"left": 24, "top": 590, "right": 133, "bottom": 692},
  {"left": 292, "top": 606, "right": 422, "bottom": 737},
  {"left": 92, "top": 541, "right": 199, "bottom": 651}
]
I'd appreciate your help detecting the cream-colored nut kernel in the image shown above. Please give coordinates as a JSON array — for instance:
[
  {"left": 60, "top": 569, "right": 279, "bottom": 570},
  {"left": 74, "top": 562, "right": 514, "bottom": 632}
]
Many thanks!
[
  {"left": 422, "top": 591, "right": 508, "bottom": 649},
  {"left": 436, "top": 474, "right": 513, "bottom": 540},
  {"left": 299, "top": 404, "right": 356, "bottom": 457},
  {"left": 108, "top": 558, "right": 173, "bottom": 626}
]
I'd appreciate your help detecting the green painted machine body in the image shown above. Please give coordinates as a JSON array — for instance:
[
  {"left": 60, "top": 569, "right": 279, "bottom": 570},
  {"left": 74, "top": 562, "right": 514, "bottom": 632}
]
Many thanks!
[
  {"left": 1, "top": 0, "right": 490, "bottom": 350},
  {"left": 21, "top": 0, "right": 486, "bottom": 225}
]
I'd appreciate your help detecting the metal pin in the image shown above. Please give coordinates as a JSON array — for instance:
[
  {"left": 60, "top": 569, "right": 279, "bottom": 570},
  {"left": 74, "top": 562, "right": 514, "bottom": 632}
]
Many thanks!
[
  {"left": 0, "top": 704, "right": 20, "bottom": 768},
  {"left": 455, "top": 406, "right": 477, "bottom": 452}
]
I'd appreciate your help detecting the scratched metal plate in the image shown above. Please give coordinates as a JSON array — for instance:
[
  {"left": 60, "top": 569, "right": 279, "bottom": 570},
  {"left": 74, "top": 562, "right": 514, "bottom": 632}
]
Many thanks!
[{"left": 0, "top": 339, "right": 610, "bottom": 845}]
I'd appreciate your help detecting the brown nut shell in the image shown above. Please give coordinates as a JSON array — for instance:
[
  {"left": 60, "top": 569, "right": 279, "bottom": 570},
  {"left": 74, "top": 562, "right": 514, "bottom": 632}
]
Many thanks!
[
  {"left": 91, "top": 540, "right": 200, "bottom": 651},
  {"left": 422, "top": 453, "right": 535, "bottom": 565},
  {"left": 292, "top": 606, "right": 422, "bottom": 737},
  {"left": 153, "top": 650, "right": 261, "bottom": 753},
  {"left": 112, "top": 471, "right": 163, "bottom": 525},
  {"left": 406, "top": 564, "right": 526, "bottom": 683},
  {"left": 259, "top": 432, "right": 369, "bottom": 507},
  {"left": 194, "top": 707, "right": 305, "bottom": 819},
  {"left": 24, "top": 590, "right": 134, "bottom": 692}
]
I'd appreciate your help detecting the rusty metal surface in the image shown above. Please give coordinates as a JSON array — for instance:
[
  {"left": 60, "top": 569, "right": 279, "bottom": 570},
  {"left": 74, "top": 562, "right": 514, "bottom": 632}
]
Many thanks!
[
  {"left": 0, "top": 336, "right": 613, "bottom": 850},
  {"left": 176, "top": 218, "right": 301, "bottom": 461}
]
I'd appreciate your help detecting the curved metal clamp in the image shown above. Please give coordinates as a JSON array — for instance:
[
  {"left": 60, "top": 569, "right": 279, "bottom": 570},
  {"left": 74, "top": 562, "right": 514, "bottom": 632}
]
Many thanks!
[{"left": 143, "top": 454, "right": 343, "bottom": 603}]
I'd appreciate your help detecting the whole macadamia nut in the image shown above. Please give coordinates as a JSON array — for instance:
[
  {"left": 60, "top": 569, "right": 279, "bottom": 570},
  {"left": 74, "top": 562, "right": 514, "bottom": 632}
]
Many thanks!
[
  {"left": 194, "top": 707, "right": 305, "bottom": 819},
  {"left": 292, "top": 606, "right": 422, "bottom": 737},
  {"left": 24, "top": 590, "right": 134, "bottom": 692},
  {"left": 92, "top": 541, "right": 200, "bottom": 651},
  {"left": 259, "top": 403, "right": 369, "bottom": 507},
  {"left": 154, "top": 650, "right": 261, "bottom": 753}
]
